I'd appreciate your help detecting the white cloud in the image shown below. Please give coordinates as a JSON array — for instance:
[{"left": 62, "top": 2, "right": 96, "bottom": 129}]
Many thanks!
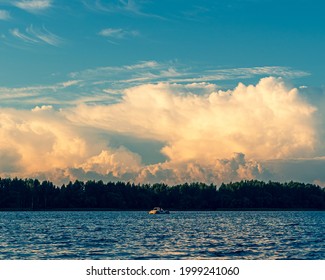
[
  {"left": 61, "top": 80, "right": 81, "bottom": 88},
  {"left": 32, "top": 105, "right": 53, "bottom": 112},
  {"left": 0, "top": 81, "right": 118, "bottom": 108},
  {"left": 213, "top": 66, "right": 310, "bottom": 78},
  {"left": 84, "top": 0, "right": 166, "bottom": 20},
  {"left": 69, "top": 60, "right": 161, "bottom": 82},
  {"left": 66, "top": 77, "right": 316, "bottom": 163},
  {"left": 135, "top": 153, "right": 264, "bottom": 185},
  {"left": 99, "top": 27, "right": 139, "bottom": 39},
  {"left": 10, "top": 25, "right": 63, "bottom": 46},
  {"left": 10, "top": 28, "right": 39, "bottom": 43},
  {"left": 14, "top": 0, "right": 52, "bottom": 13},
  {"left": 0, "top": 10, "right": 10, "bottom": 20},
  {"left": 124, "top": 60, "right": 159, "bottom": 70},
  {"left": 1, "top": 77, "right": 324, "bottom": 186},
  {"left": 0, "top": 107, "right": 106, "bottom": 176},
  {"left": 80, "top": 148, "right": 142, "bottom": 177},
  {"left": 68, "top": 62, "right": 310, "bottom": 95},
  {"left": 27, "top": 25, "right": 63, "bottom": 46},
  {"left": 99, "top": 28, "right": 123, "bottom": 38}
]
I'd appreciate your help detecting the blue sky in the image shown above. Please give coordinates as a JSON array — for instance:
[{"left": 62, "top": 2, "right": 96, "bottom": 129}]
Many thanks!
[
  {"left": 1, "top": 0, "right": 324, "bottom": 88},
  {"left": 1, "top": 0, "right": 325, "bottom": 186}
]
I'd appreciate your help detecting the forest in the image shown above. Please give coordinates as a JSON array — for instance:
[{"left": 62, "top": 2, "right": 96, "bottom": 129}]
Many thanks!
[{"left": 0, "top": 178, "right": 324, "bottom": 210}]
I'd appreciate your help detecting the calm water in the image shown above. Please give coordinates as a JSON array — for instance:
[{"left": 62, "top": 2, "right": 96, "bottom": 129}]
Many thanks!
[{"left": 0, "top": 211, "right": 324, "bottom": 259}]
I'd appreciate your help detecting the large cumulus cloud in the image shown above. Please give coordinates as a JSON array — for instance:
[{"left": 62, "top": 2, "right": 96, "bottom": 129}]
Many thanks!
[
  {"left": 0, "top": 77, "right": 322, "bottom": 185},
  {"left": 66, "top": 77, "right": 317, "bottom": 160}
]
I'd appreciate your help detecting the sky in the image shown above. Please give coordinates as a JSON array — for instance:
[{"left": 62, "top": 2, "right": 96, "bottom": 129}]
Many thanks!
[{"left": 1, "top": 0, "right": 325, "bottom": 186}]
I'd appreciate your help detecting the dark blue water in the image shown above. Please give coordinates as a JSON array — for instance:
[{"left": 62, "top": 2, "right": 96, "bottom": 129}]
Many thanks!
[{"left": 0, "top": 211, "right": 324, "bottom": 259}]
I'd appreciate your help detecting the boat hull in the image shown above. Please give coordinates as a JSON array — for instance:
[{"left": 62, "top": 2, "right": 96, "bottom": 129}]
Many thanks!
[{"left": 148, "top": 209, "right": 169, "bottom": 214}]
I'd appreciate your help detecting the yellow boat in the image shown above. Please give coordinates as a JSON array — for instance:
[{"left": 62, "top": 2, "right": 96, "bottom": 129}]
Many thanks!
[{"left": 148, "top": 207, "right": 170, "bottom": 214}]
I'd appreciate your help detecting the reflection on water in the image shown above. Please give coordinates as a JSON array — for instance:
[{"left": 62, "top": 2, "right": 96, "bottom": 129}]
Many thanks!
[{"left": 0, "top": 211, "right": 324, "bottom": 259}]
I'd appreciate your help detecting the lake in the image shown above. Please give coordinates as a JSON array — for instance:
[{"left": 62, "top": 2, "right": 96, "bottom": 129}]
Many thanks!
[{"left": 0, "top": 211, "right": 324, "bottom": 259}]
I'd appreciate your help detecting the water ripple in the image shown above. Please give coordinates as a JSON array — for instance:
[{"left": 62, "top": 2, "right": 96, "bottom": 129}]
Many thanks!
[{"left": 0, "top": 211, "right": 324, "bottom": 259}]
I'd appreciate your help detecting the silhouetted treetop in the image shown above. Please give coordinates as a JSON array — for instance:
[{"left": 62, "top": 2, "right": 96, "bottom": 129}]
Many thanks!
[{"left": 0, "top": 178, "right": 324, "bottom": 210}]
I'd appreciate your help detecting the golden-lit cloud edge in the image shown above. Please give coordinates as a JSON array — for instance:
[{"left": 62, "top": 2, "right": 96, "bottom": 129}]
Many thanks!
[{"left": 1, "top": 77, "right": 324, "bottom": 186}]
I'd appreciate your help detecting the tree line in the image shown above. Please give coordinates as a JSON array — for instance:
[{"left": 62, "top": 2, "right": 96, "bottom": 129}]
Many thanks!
[{"left": 0, "top": 178, "right": 324, "bottom": 210}]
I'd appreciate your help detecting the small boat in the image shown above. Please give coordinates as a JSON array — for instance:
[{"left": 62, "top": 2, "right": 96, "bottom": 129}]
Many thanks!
[{"left": 148, "top": 207, "right": 170, "bottom": 214}]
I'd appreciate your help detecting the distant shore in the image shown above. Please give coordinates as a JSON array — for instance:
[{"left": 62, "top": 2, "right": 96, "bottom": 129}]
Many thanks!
[
  {"left": 1, "top": 178, "right": 324, "bottom": 210},
  {"left": 0, "top": 208, "right": 324, "bottom": 211}
]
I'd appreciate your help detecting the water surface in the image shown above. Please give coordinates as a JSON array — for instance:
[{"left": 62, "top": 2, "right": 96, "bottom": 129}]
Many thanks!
[{"left": 0, "top": 211, "right": 324, "bottom": 259}]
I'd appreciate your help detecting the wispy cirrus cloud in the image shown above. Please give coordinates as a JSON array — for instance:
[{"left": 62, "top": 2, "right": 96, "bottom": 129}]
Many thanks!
[
  {"left": 205, "top": 66, "right": 310, "bottom": 80},
  {"left": 162, "top": 66, "right": 310, "bottom": 85},
  {"left": 0, "top": 9, "right": 10, "bottom": 20},
  {"left": 69, "top": 60, "right": 310, "bottom": 93},
  {"left": 0, "top": 60, "right": 311, "bottom": 112},
  {"left": 69, "top": 60, "right": 161, "bottom": 80},
  {"left": 13, "top": 0, "right": 52, "bottom": 13},
  {"left": 0, "top": 80, "right": 81, "bottom": 105},
  {"left": 27, "top": 25, "right": 62, "bottom": 46},
  {"left": 83, "top": 0, "right": 166, "bottom": 20},
  {"left": 10, "top": 27, "right": 39, "bottom": 43},
  {"left": 9, "top": 25, "right": 63, "bottom": 46},
  {"left": 99, "top": 27, "right": 139, "bottom": 40},
  {"left": 0, "top": 79, "right": 116, "bottom": 108}
]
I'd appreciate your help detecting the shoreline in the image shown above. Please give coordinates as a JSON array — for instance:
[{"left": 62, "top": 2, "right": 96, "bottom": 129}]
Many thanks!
[{"left": 1, "top": 208, "right": 324, "bottom": 212}]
